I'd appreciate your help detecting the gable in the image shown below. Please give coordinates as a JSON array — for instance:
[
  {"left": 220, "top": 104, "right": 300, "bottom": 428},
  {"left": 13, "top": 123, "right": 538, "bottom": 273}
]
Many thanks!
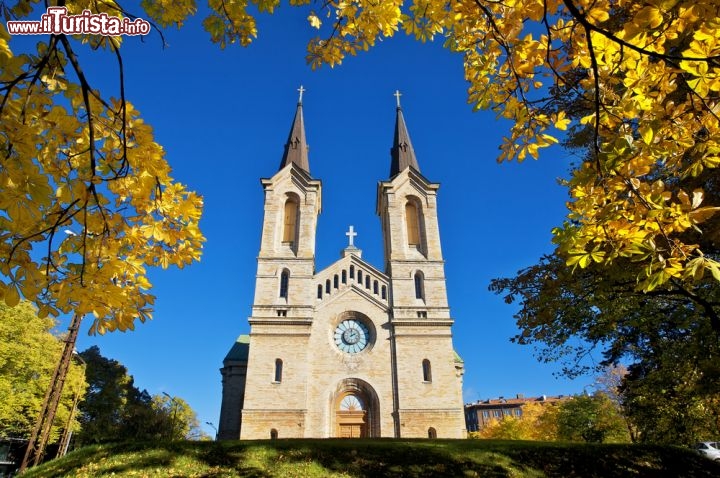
[
  {"left": 314, "top": 282, "right": 389, "bottom": 313},
  {"left": 314, "top": 254, "right": 389, "bottom": 312}
]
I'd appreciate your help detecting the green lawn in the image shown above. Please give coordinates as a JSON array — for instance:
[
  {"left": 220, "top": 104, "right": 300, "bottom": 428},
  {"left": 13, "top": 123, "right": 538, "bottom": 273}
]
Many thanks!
[{"left": 23, "top": 439, "right": 720, "bottom": 477}]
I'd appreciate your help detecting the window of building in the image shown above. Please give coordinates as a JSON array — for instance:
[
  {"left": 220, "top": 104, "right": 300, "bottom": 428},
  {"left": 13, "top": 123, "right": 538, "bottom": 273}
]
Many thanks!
[
  {"left": 270, "top": 429, "right": 278, "bottom": 439},
  {"left": 482, "top": 411, "right": 490, "bottom": 419},
  {"left": 274, "top": 359, "right": 283, "bottom": 383},
  {"left": 417, "top": 311, "right": 427, "bottom": 318},
  {"left": 405, "top": 200, "right": 421, "bottom": 246},
  {"left": 514, "top": 409, "right": 522, "bottom": 417},
  {"left": 279, "top": 269, "right": 289, "bottom": 298},
  {"left": 276, "top": 309, "right": 287, "bottom": 317},
  {"left": 357, "top": 270, "right": 363, "bottom": 283},
  {"left": 414, "top": 271, "right": 425, "bottom": 300},
  {"left": 282, "top": 198, "right": 298, "bottom": 244},
  {"left": 503, "top": 410, "right": 511, "bottom": 416},
  {"left": 365, "top": 276, "right": 371, "bottom": 289},
  {"left": 373, "top": 280, "right": 379, "bottom": 295},
  {"left": 428, "top": 427, "right": 437, "bottom": 439},
  {"left": 381, "top": 285, "right": 387, "bottom": 300},
  {"left": 317, "top": 284, "right": 323, "bottom": 299},
  {"left": 349, "top": 265, "right": 355, "bottom": 279},
  {"left": 422, "top": 359, "right": 432, "bottom": 382},
  {"left": 342, "top": 270, "right": 347, "bottom": 284},
  {"left": 326, "top": 279, "right": 331, "bottom": 294},
  {"left": 493, "top": 410, "right": 501, "bottom": 418},
  {"left": 334, "top": 274, "right": 339, "bottom": 289}
]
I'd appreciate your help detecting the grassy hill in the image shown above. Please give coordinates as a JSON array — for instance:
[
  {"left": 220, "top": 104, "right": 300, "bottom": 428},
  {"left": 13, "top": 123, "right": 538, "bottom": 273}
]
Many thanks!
[{"left": 23, "top": 439, "right": 720, "bottom": 478}]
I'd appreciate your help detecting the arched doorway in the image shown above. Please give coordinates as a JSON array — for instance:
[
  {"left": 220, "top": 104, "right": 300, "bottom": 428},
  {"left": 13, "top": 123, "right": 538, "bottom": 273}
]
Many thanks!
[
  {"left": 336, "top": 393, "right": 367, "bottom": 438},
  {"left": 332, "top": 378, "right": 380, "bottom": 438}
]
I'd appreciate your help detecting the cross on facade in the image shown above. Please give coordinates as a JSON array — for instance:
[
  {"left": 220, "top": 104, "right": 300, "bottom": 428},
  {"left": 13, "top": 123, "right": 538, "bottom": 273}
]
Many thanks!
[
  {"left": 345, "top": 225, "right": 357, "bottom": 247},
  {"left": 394, "top": 90, "right": 402, "bottom": 108},
  {"left": 298, "top": 85, "right": 306, "bottom": 103}
]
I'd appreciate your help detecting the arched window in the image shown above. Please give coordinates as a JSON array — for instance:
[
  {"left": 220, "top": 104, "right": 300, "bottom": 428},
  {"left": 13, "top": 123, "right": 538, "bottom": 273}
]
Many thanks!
[
  {"left": 381, "top": 285, "right": 387, "bottom": 300},
  {"left": 365, "top": 276, "right": 371, "bottom": 289},
  {"left": 326, "top": 279, "right": 331, "bottom": 294},
  {"left": 279, "top": 269, "right": 289, "bottom": 298},
  {"left": 282, "top": 197, "right": 299, "bottom": 244},
  {"left": 373, "top": 280, "right": 379, "bottom": 295},
  {"left": 274, "top": 359, "right": 283, "bottom": 383},
  {"left": 357, "top": 270, "right": 363, "bottom": 283},
  {"left": 342, "top": 270, "right": 347, "bottom": 284},
  {"left": 270, "top": 428, "right": 278, "bottom": 439},
  {"left": 414, "top": 271, "right": 425, "bottom": 300},
  {"left": 334, "top": 274, "right": 339, "bottom": 289},
  {"left": 317, "top": 284, "right": 323, "bottom": 299},
  {"left": 405, "top": 200, "right": 421, "bottom": 246},
  {"left": 349, "top": 265, "right": 355, "bottom": 279},
  {"left": 428, "top": 427, "right": 437, "bottom": 439},
  {"left": 422, "top": 359, "right": 432, "bottom": 382}
]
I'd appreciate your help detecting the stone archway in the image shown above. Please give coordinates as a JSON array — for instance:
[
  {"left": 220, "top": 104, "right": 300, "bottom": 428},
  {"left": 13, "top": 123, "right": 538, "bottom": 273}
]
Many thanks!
[{"left": 332, "top": 378, "right": 380, "bottom": 438}]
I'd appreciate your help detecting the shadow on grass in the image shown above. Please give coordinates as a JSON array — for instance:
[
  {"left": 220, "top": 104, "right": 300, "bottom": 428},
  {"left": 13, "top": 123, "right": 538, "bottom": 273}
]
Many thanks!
[
  {"left": 203, "top": 439, "right": 720, "bottom": 478},
  {"left": 24, "top": 441, "right": 271, "bottom": 478},
  {"left": 23, "top": 438, "right": 720, "bottom": 478},
  {"left": 204, "top": 439, "right": 509, "bottom": 478}
]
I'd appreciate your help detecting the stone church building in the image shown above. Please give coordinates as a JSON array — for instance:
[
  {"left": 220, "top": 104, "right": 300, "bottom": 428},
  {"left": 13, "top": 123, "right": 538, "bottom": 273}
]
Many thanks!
[{"left": 218, "top": 92, "right": 466, "bottom": 439}]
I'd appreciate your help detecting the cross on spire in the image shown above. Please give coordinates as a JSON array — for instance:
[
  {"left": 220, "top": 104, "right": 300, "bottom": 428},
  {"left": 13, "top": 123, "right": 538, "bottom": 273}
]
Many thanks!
[
  {"left": 298, "top": 85, "right": 306, "bottom": 103},
  {"left": 394, "top": 90, "right": 402, "bottom": 108},
  {"left": 345, "top": 225, "right": 357, "bottom": 247}
]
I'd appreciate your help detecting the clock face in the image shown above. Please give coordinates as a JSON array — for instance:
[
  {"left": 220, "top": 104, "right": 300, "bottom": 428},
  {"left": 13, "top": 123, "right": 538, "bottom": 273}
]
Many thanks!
[{"left": 334, "top": 319, "right": 370, "bottom": 354}]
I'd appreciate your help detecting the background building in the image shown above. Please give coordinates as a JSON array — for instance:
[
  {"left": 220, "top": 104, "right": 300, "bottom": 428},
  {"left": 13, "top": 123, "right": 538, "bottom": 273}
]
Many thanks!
[{"left": 465, "top": 394, "right": 570, "bottom": 432}]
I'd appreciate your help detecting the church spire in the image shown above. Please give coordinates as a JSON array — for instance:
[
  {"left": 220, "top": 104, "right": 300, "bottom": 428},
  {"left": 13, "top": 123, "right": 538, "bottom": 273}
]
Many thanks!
[
  {"left": 278, "top": 86, "right": 310, "bottom": 173},
  {"left": 389, "top": 90, "right": 420, "bottom": 177}
]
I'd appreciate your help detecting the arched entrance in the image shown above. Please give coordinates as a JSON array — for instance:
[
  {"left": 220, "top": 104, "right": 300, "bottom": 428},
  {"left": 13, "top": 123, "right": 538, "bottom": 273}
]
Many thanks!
[
  {"left": 332, "top": 378, "right": 380, "bottom": 438},
  {"left": 336, "top": 393, "right": 367, "bottom": 438}
]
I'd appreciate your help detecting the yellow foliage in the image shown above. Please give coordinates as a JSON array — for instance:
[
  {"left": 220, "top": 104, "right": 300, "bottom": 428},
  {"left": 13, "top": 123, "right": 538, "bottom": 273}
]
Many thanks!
[
  {"left": 276, "top": 0, "right": 720, "bottom": 291},
  {"left": 3, "top": 0, "right": 720, "bottom": 333},
  {"left": 472, "top": 402, "right": 559, "bottom": 441},
  {"left": 1, "top": 18, "right": 205, "bottom": 334}
]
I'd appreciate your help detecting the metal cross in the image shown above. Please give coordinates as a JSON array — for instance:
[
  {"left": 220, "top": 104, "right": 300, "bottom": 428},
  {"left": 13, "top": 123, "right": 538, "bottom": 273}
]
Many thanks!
[
  {"left": 394, "top": 90, "right": 402, "bottom": 108},
  {"left": 346, "top": 225, "right": 357, "bottom": 247},
  {"left": 298, "top": 85, "right": 306, "bottom": 103}
]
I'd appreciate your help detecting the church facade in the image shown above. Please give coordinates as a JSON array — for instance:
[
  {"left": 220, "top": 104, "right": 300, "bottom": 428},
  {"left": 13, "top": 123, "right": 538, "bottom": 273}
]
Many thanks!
[{"left": 218, "top": 93, "right": 466, "bottom": 439}]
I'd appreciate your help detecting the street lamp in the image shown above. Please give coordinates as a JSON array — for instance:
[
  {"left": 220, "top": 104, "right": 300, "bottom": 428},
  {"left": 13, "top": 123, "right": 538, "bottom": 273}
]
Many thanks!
[
  {"left": 162, "top": 392, "right": 179, "bottom": 440},
  {"left": 205, "top": 422, "right": 218, "bottom": 441}
]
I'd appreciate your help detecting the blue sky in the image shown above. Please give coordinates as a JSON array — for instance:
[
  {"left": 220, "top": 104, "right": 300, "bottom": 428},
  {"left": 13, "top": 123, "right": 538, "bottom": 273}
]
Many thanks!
[{"left": 10, "top": 4, "right": 593, "bottom": 438}]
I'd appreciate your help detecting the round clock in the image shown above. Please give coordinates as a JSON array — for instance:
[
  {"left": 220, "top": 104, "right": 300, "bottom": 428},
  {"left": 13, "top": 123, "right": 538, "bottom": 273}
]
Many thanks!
[{"left": 334, "top": 319, "right": 370, "bottom": 354}]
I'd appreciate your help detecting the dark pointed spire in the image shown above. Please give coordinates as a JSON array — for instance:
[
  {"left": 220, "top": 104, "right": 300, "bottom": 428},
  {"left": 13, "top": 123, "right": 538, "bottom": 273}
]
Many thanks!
[
  {"left": 389, "top": 90, "right": 419, "bottom": 177},
  {"left": 278, "top": 86, "right": 310, "bottom": 173}
]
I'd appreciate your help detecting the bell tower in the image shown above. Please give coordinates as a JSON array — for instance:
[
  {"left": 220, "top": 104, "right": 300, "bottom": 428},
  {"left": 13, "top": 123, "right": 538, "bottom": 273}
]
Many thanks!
[
  {"left": 253, "top": 85, "right": 321, "bottom": 312},
  {"left": 237, "top": 87, "right": 321, "bottom": 439},
  {"left": 377, "top": 91, "right": 450, "bottom": 319},
  {"left": 376, "top": 91, "right": 465, "bottom": 438}
]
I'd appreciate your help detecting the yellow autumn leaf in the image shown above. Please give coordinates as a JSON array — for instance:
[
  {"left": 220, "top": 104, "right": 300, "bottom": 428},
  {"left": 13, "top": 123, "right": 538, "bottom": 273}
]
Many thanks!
[
  {"left": 639, "top": 124, "right": 654, "bottom": 145},
  {"left": 4, "top": 284, "right": 20, "bottom": 308},
  {"left": 308, "top": 12, "right": 321, "bottom": 29},
  {"left": 588, "top": 8, "right": 609, "bottom": 24}
]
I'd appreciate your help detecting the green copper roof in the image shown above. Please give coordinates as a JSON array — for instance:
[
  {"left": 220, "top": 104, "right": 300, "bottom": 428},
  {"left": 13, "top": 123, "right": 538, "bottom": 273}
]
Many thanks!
[
  {"left": 224, "top": 335, "right": 250, "bottom": 362},
  {"left": 454, "top": 350, "right": 464, "bottom": 363}
]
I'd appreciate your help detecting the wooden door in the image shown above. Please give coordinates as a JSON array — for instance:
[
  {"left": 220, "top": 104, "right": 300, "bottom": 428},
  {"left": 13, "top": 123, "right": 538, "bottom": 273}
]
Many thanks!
[{"left": 337, "top": 410, "right": 366, "bottom": 438}]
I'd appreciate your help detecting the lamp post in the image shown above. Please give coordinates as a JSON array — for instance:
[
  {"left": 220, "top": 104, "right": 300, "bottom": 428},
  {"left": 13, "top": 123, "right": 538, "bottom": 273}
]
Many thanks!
[
  {"left": 162, "top": 392, "right": 179, "bottom": 440},
  {"left": 205, "top": 421, "right": 218, "bottom": 441}
]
